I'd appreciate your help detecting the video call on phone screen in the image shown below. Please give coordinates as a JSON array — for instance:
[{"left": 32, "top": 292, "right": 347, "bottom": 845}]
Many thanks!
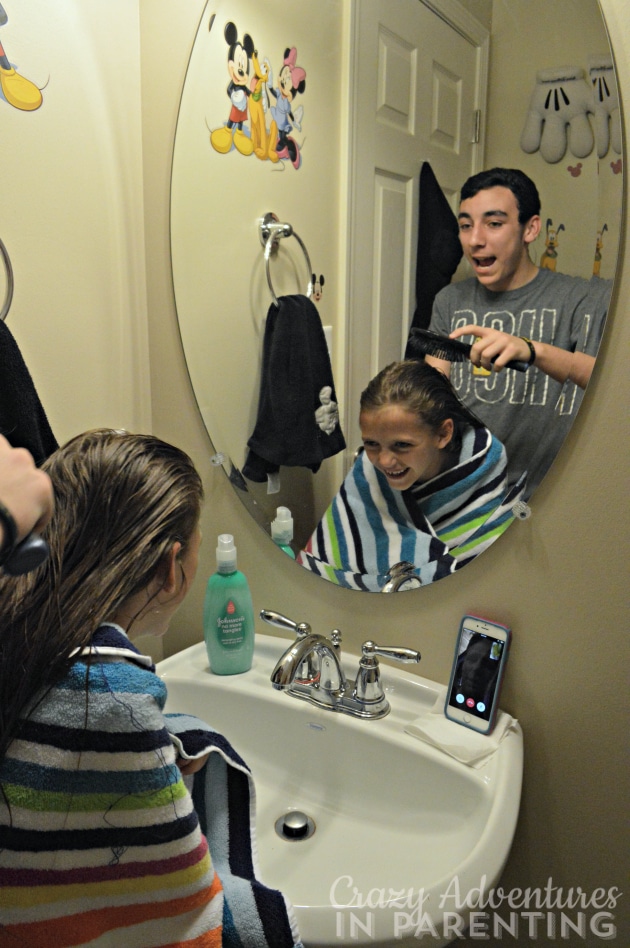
[{"left": 448, "top": 629, "right": 504, "bottom": 721}]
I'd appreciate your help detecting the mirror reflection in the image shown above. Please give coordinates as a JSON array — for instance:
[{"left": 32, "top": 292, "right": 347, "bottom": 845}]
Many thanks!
[
  {"left": 296, "top": 359, "right": 526, "bottom": 591},
  {"left": 171, "top": 0, "right": 621, "bottom": 592},
  {"left": 416, "top": 166, "right": 611, "bottom": 499}
]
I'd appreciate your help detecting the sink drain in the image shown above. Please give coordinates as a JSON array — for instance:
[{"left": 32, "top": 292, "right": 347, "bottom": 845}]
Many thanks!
[{"left": 274, "top": 810, "right": 316, "bottom": 841}]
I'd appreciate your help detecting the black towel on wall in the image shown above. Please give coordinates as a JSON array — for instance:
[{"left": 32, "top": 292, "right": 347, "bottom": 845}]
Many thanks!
[
  {"left": 405, "top": 162, "right": 463, "bottom": 351},
  {"left": 243, "top": 294, "right": 346, "bottom": 482},
  {"left": 0, "top": 319, "right": 58, "bottom": 464}
]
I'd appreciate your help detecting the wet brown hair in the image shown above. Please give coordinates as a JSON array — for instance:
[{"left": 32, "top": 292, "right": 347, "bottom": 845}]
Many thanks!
[{"left": 0, "top": 429, "right": 203, "bottom": 762}]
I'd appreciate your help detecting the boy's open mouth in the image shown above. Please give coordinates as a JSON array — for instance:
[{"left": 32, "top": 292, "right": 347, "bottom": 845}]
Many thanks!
[{"left": 473, "top": 255, "right": 496, "bottom": 269}]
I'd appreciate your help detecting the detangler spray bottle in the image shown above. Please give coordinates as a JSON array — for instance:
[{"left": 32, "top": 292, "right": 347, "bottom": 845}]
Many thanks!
[{"left": 203, "top": 534, "right": 255, "bottom": 674}]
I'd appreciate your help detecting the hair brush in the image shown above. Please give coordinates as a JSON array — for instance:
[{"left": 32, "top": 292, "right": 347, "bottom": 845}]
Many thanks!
[
  {"left": 2, "top": 534, "right": 49, "bottom": 576},
  {"left": 407, "top": 328, "right": 529, "bottom": 373}
]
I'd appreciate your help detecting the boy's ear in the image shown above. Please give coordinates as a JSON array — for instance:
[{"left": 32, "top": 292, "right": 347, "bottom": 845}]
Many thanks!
[{"left": 524, "top": 214, "right": 542, "bottom": 245}]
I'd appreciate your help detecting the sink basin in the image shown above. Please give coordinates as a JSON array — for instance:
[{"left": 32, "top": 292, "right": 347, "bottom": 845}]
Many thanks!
[{"left": 158, "top": 633, "right": 523, "bottom": 947}]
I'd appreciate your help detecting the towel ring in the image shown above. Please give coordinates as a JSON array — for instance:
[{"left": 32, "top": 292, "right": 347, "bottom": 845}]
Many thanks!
[
  {"left": 259, "top": 212, "right": 312, "bottom": 306},
  {"left": 0, "top": 237, "right": 14, "bottom": 322}
]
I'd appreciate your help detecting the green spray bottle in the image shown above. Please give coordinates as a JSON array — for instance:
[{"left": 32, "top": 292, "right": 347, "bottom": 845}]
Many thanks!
[
  {"left": 203, "top": 534, "right": 254, "bottom": 674},
  {"left": 271, "top": 506, "right": 296, "bottom": 558}
]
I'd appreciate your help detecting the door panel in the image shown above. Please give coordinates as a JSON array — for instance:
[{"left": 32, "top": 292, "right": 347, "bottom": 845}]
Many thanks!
[{"left": 345, "top": 0, "right": 488, "bottom": 457}]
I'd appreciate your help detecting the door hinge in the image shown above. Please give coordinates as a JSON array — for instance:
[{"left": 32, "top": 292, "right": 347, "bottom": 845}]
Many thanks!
[{"left": 472, "top": 109, "right": 481, "bottom": 144}]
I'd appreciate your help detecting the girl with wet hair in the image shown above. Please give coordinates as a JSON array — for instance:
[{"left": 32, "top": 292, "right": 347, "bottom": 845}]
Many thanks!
[
  {"left": 0, "top": 429, "right": 203, "bottom": 760},
  {"left": 360, "top": 358, "right": 485, "bottom": 460},
  {"left": 299, "top": 361, "right": 524, "bottom": 590},
  {"left": 0, "top": 429, "right": 301, "bottom": 947}
]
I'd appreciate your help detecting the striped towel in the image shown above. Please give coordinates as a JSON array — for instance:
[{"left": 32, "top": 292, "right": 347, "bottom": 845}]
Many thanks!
[
  {"left": 168, "top": 714, "right": 303, "bottom": 948},
  {"left": 0, "top": 625, "right": 301, "bottom": 947},
  {"left": 297, "top": 427, "right": 523, "bottom": 590}
]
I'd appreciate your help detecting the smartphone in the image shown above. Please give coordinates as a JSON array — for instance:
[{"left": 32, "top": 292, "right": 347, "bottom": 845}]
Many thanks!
[{"left": 444, "top": 615, "right": 511, "bottom": 734}]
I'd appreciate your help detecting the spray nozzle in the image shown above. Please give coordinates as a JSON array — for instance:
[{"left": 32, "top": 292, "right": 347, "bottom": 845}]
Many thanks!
[
  {"left": 271, "top": 506, "right": 294, "bottom": 545},
  {"left": 216, "top": 533, "right": 237, "bottom": 571}
]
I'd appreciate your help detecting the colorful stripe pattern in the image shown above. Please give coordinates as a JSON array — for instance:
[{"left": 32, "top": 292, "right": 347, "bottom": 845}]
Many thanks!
[
  {"left": 297, "top": 427, "right": 523, "bottom": 590},
  {"left": 170, "top": 715, "right": 303, "bottom": 948},
  {"left": 0, "top": 627, "right": 302, "bottom": 947}
]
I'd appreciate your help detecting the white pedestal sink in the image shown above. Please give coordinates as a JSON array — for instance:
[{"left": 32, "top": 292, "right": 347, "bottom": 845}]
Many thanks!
[{"left": 158, "top": 633, "right": 523, "bottom": 947}]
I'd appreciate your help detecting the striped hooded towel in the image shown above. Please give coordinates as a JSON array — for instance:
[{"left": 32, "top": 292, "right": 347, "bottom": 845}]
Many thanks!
[
  {"left": 0, "top": 625, "right": 302, "bottom": 948},
  {"left": 297, "top": 426, "right": 524, "bottom": 591}
]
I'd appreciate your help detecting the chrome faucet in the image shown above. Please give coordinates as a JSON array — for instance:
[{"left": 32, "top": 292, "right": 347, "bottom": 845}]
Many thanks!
[
  {"left": 260, "top": 609, "right": 421, "bottom": 719},
  {"left": 381, "top": 561, "right": 422, "bottom": 592}
]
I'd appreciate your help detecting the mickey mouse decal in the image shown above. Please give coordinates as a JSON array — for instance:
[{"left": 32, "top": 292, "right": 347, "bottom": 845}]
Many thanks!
[
  {"left": 210, "top": 22, "right": 255, "bottom": 156},
  {"left": 311, "top": 274, "right": 325, "bottom": 302},
  {"left": 209, "top": 20, "right": 307, "bottom": 169}
]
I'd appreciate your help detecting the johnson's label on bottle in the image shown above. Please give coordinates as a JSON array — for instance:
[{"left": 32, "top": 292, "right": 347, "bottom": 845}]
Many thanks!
[
  {"left": 204, "top": 566, "right": 254, "bottom": 675},
  {"left": 216, "top": 599, "right": 246, "bottom": 649}
]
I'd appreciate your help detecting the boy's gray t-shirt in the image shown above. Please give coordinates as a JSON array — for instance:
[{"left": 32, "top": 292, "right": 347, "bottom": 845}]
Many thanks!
[{"left": 429, "top": 269, "right": 611, "bottom": 496}]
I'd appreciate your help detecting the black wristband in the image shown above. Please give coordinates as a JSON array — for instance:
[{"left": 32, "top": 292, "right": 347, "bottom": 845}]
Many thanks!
[
  {"left": 520, "top": 336, "right": 536, "bottom": 366},
  {"left": 0, "top": 500, "right": 18, "bottom": 565}
]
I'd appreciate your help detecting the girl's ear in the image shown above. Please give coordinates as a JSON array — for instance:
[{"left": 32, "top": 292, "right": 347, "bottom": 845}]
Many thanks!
[
  {"left": 437, "top": 418, "right": 454, "bottom": 449},
  {"left": 158, "top": 541, "right": 183, "bottom": 594}
]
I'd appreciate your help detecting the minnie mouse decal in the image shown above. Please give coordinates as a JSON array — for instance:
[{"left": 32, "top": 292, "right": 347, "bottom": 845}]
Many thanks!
[{"left": 269, "top": 47, "right": 306, "bottom": 169}]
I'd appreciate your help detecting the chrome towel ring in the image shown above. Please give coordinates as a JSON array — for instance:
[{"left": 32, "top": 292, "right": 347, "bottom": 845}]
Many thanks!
[
  {"left": 0, "top": 237, "right": 14, "bottom": 322},
  {"left": 258, "top": 211, "right": 312, "bottom": 306}
]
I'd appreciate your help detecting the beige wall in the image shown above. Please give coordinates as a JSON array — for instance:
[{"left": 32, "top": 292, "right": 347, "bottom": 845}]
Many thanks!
[
  {"left": 4, "top": 1, "right": 150, "bottom": 443},
  {"left": 143, "top": 1, "right": 628, "bottom": 943}
]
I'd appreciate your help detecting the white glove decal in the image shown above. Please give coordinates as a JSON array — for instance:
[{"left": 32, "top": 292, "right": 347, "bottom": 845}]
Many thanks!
[
  {"left": 588, "top": 55, "right": 621, "bottom": 158},
  {"left": 520, "top": 66, "right": 594, "bottom": 163}
]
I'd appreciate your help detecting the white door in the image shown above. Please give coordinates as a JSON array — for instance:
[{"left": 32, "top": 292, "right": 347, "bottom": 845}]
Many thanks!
[{"left": 343, "top": 0, "right": 489, "bottom": 458}]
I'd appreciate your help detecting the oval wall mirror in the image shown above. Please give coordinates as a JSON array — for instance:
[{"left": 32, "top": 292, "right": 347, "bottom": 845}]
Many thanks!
[{"left": 171, "top": 0, "right": 622, "bottom": 593}]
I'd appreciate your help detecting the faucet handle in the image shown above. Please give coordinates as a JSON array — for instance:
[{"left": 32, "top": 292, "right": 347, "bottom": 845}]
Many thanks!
[
  {"left": 361, "top": 640, "right": 421, "bottom": 664},
  {"left": 260, "top": 609, "right": 312, "bottom": 638},
  {"left": 330, "top": 629, "right": 342, "bottom": 650},
  {"left": 354, "top": 641, "right": 420, "bottom": 710}
]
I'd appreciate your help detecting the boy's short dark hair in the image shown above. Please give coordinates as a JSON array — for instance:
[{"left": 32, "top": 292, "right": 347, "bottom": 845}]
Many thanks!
[{"left": 460, "top": 168, "right": 541, "bottom": 225}]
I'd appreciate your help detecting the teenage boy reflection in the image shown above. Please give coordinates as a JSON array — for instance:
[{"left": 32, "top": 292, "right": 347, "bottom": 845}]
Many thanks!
[{"left": 425, "top": 167, "right": 611, "bottom": 496}]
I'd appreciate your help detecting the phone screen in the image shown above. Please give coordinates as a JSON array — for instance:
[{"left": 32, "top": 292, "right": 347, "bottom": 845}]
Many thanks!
[{"left": 447, "top": 625, "right": 506, "bottom": 723}]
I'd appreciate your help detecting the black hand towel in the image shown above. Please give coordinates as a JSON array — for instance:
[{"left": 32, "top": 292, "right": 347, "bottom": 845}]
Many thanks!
[
  {"left": 0, "top": 319, "right": 58, "bottom": 464},
  {"left": 405, "top": 161, "right": 462, "bottom": 351},
  {"left": 243, "top": 294, "right": 345, "bottom": 482}
]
